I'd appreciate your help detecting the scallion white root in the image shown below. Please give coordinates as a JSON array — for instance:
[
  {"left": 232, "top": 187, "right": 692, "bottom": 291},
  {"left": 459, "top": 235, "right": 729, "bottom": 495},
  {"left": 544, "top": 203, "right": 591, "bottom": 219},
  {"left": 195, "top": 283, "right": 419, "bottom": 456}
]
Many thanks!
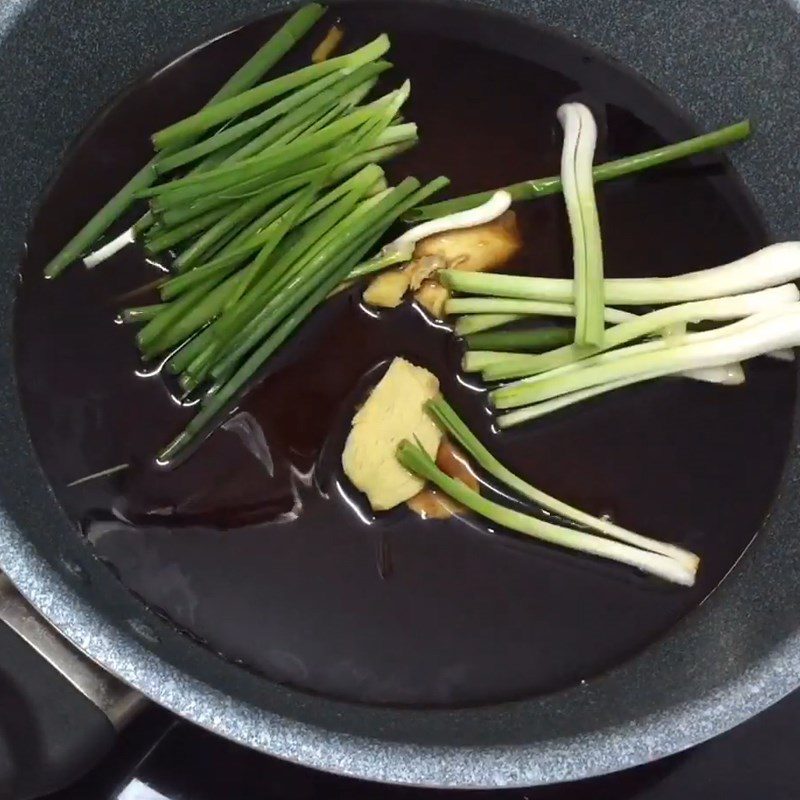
[
  {"left": 394, "top": 189, "right": 512, "bottom": 246},
  {"left": 681, "top": 362, "right": 745, "bottom": 385},
  {"left": 83, "top": 227, "right": 135, "bottom": 268},
  {"left": 362, "top": 190, "right": 514, "bottom": 273}
]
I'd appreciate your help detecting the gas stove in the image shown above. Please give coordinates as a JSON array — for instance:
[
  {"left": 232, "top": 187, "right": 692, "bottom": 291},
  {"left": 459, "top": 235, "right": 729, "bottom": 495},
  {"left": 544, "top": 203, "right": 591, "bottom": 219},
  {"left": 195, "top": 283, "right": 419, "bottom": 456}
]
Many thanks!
[{"left": 52, "top": 689, "right": 800, "bottom": 799}]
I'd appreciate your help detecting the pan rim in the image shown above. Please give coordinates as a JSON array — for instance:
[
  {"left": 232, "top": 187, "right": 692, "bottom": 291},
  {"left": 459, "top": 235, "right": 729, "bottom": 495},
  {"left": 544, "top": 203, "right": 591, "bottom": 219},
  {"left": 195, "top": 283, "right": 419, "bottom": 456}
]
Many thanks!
[{"left": 2, "top": 0, "right": 800, "bottom": 787}]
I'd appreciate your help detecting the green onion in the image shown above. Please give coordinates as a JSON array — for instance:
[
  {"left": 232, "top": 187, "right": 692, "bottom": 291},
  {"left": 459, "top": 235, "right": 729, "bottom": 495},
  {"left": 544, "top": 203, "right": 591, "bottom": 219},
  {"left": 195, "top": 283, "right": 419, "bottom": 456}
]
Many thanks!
[
  {"left": 159, "top": 182, "right": 417, "bottom": 459},
  {"left": 120, "top": 305, "right": 165, "bottom": 324},
  {"left": 159, "top": 176, "right": 448, "bottom": 463},
  {"left": 143, "top": 87, "right": 404, "bottom": 200},
  {"left": 180, "top": 183, "right": 394, "bottom": 388},
  {"left": 454, "top": 314, "right": 527, "bottom": 335},
  {"left": 221, "top": 78, "right": 374, "bottom": 166},
  {"left": 139, "top": 276, "right": 238, "bottom": 357},
  {"left": 152, "top": 34, "right": 390, "bottom": 151},
  {"left": 491, "top": 305, "right": 800, "bottom": 411},
  {"left": 494, "top": 306, "right": 780, "bottom": 398},
  {"left": 208, "top": 4, "right": 326, "bottom": 105},
  {"left": 441, "top": 242, "right": 800, "bottom": 306},
  {"left": 158, "top": 194, "right": 304, "bottom": 300},
  {"left": 396, "top": 438, "right": 696, "bottom": 585},
  {"left": 191, "top": 102, "right": 409, "bottom": 362},
  {"left": 43, "top": 3, "right": 325, "bottom": 277},
  {"left": 465, "top": 327, "right": 575, "bottom": 352},
  {"left": 144, "top": 202, "right": 238, "bottom": 254},
  {"left": 160, "top": 165, "right": 385, "bottom": 301},
  {"left": 462, "top": 351, "right": 518, "bottom": 372},
  {"left": 224, "top": 181, "right": 323, "bottom": 309},
  {"left": 445, "top": 297, "right": 635, "bottom": 323},
  {"left": 557, "top": 103, "right": 605, "bottom": 346},
  {"left": 206, "top": 181, "right": 415, "bottom": 381},
  {"left": 493, "top": 362, "right": 749, "bottom": 430},
  {"left": 327, "top": 138, "right": 418, "bottom": 182},
  {"left": 405, "top": 119, "right": 751, "bottom": 222},
  {"left": 158, "top": 167, "right": 312, "bottom": 226},
  {"left": 393, "top": 189, "right": 511, "bottom": 249},
  {"left": 345, "top": 246, "right": 411, "bottom": 280},
  {"left": 137, "top": 277, "right": 221, "bottom": 353},
  {"left": 155, "top": 70, "right": 343, "bottom": 174},
  {"left": 155, "top": 61, "right": 390, "bottom": 174},
  {"left": 425, "top": 396, "right": 699, "bottom": 570},
  {"left": 44, "top": 165, "right": 155, "bottom": 278},
  {"left": 480, "top": 284, "right": 799, "bottom": 381},
  {"left": 171, "top": 181, "right": 302, "bottom": 273}
]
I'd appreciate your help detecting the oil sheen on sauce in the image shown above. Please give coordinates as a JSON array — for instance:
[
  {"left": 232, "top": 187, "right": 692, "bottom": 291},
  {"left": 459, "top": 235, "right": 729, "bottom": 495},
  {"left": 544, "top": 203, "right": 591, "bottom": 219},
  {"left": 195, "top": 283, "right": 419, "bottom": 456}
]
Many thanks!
[{"left": 14, "top": 4, "right": 796, "bottom": 707}]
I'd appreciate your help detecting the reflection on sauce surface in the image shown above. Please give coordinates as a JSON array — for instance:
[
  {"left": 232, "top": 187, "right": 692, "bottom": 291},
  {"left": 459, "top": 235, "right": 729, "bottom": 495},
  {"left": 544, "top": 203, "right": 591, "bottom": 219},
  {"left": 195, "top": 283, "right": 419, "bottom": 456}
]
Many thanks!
[{"left": 14, "top": 4, "right": 796, "bottom": 706}]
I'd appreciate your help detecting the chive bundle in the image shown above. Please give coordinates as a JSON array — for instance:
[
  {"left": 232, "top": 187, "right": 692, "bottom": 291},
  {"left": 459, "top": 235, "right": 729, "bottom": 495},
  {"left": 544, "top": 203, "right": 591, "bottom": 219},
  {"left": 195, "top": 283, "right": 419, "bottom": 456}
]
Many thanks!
[
  {"left": 44, "top": 3, "right": 327, "bottom": 278},
  {"left": 45, "top": 4, "right": 448, "bottom": 462},
  {"left": 137, "top": 60, "right": 444, "bottom": 461}
]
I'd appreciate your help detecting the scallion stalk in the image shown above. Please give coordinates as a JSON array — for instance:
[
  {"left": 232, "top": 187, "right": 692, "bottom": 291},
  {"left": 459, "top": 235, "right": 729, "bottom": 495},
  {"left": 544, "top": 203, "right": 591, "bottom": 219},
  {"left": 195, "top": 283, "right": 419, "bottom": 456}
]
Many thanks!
[
  {"left": 155, "top": 61, "right": 390, "bottom": 174},
  {"left": 465, "top": 327, "right": 575, "bottom": 352},
  {"left": 424, "top": 396, "right": 699, "bottom": 570},
  {"left": 144, "top": 203, "right": 238, "bottom": 254},
  {"left": 558, "top": 103, "right": 605, "bottom": 346},
  {"left": 496, "top": 363, "right": 750, "bottom": 430},
  {"left": 152, "top": 34, "right": 391, "bottom": 151},
  {"left": 494, "top": 303, "right": 787, "bottom": 398},
  {"left": 206, "top": 181, "right": 417, "bottom": 380},
  {"left": 481, "top": 284, "right": 799, "bottom": 381},
  {"left": 454, "top": 314, "right": 527, "bottom": 335},
  {"left": 405, "top": 119, "right": 751, "bottom": 222},
  {"left": 495, "top": 364, "right": 745, "bottom": 429},
  {"left": 144, "top": 86, "right": 405, "bottom": 200},
  {"left": 171, "top": 182, "right": 297, "bottom": 273},
  {"left": 345, "top": 247, "right": 411, "bottom": 280},
  {"left": 396, "top": 438, "right": 696, "bottom": 585},
  {"left": 120, "top": 305, "right": 165, "bottom": 324},
  {"left": 445, "top": 297, "right": 635, "bottom": 324},
  {"left": 159, "top": 195, "right": 303, "bottom": 300},
  {"left": 492, "top": 305, "right": 800, "bottom": 411},
  {"left": 158, "top": 176, "right": 448, "bottom": 462},
  {"left": 440, "top": 242, "right": 800, "bottom": 305}
]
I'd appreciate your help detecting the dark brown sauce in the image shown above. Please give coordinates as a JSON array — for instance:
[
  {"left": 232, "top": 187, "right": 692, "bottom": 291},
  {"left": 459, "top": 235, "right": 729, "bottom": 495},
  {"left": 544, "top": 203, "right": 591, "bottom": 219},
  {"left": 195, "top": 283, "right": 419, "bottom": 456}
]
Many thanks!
[{"left": 13, "top": 4, "right": 796, "bottom": 707}]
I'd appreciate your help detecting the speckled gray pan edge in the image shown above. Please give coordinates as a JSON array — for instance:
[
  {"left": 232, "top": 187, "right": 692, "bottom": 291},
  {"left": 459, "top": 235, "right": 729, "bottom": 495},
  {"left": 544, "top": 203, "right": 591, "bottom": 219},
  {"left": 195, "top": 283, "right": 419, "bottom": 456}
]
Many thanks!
[{"left": 1, "top": 0, "right": 800, "bottom": 789}]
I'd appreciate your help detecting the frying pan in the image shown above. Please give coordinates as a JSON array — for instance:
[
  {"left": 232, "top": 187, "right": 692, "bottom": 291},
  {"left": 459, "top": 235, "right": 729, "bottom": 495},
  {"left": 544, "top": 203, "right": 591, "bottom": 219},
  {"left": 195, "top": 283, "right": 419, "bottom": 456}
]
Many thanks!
[{"left": 1, "top": 0, "right": 800, "bottom": 797}]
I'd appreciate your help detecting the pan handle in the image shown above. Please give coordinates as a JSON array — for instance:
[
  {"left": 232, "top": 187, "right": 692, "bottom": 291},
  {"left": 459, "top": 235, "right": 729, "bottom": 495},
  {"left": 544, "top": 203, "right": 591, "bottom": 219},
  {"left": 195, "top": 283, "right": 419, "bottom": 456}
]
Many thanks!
[{"left": 0, "top": 574, "right": 146, "bottom": 799}]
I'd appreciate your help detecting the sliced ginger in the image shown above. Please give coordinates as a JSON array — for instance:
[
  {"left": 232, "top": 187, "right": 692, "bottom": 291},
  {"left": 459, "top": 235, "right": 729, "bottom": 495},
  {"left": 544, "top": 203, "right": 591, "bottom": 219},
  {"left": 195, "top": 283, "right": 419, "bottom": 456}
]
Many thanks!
[
  {"left": 342, "top": 358, "right": 441, "bottom": 511},
  {"left": 362, "top": 269, "right": 410, "bottom": 308},
  {"left": 362, "top": 211, "right": 522, "bottom": 311},
  {"left": 413, "top": 210, "right": 521, "bottom": 274},
  {"left": 414, "top": 280, "right": 450, "bottom": 319}
]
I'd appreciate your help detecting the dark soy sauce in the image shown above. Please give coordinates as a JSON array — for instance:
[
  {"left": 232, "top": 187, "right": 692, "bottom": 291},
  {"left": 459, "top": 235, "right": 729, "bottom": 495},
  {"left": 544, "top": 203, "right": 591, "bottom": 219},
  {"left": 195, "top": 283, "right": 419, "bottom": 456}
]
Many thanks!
[{"left": 14, "top": 4, "right": 796, "bottom": 707}]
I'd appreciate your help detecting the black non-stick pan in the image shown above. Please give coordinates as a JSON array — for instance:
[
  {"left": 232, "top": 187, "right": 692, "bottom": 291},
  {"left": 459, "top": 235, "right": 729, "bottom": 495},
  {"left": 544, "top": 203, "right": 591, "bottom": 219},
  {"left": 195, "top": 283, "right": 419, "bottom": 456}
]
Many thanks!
[{"left": 1, "top": 1, "right": 800, "bottom": 798}]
